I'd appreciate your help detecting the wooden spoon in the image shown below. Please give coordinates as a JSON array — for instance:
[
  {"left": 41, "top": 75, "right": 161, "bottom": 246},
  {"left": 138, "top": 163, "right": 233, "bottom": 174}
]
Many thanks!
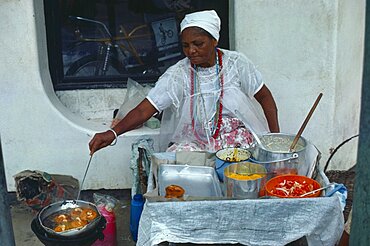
[{"left": 289, "top": 93, "right": 323, "bottom": 152}]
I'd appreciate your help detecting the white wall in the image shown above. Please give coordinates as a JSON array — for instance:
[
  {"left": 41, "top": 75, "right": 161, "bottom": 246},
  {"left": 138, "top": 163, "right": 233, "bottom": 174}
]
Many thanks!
[
  {"left": 233, "top": 0, "right": 364, "bottom": 170},
  {"left": 55, "top": 89, "right": 127, "bottom": 124},
  {"left": 332, "top": 0, "right": 364, "bottom": 169},
  {"left": 0, "top": 0, "right": 364, "bottom": 191},
  {"left": 0, "top": 0, "right": 159, "bottom": 192}
]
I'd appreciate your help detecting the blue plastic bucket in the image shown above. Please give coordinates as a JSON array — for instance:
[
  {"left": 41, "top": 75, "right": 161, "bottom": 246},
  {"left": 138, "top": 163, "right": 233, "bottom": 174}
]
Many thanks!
[
  {"left": 130, "top": 194, "right": 144, "bottom": 242},
  {"left": 215, "top": 147, "right": 251, "bottom": 182}
]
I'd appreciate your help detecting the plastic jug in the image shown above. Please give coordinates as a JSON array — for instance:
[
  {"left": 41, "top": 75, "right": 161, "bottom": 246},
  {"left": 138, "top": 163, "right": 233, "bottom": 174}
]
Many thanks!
[
  {"left": 92, "top": 203, "right": 117, "bottom": 246},
  {"left": 130, "top": 194, "right": 144, "bottom": 242}
]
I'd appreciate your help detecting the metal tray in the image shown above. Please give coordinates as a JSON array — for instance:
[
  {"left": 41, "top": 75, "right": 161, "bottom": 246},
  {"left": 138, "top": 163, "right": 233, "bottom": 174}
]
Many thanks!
[{"left": 158, "top": 164, "right": 222, "bottom": 198}]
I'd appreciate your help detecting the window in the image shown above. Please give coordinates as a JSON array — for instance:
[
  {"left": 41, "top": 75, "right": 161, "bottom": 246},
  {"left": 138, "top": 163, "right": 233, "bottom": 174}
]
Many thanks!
[{"left": 44, "top": 0, "right": 230, "bottom": 90}]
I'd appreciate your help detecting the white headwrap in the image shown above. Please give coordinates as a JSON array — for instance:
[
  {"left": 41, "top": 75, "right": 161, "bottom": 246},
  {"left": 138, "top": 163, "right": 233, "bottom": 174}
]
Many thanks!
[{"left": 180, "top": 10, "right": 221, "bottom": 41}]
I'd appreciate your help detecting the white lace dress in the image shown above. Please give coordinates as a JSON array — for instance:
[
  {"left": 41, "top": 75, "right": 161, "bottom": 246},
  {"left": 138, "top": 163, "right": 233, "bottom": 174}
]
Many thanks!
[{"left": 147, "top": 48, "right": 269, "bottom": 152}]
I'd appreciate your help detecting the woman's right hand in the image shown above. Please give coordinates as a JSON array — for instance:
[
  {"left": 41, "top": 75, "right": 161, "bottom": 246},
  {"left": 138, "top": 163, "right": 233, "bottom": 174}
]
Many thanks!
[
  {"left": 88, "top": 99, "right": 158, "bottom": 154},
  {"left": 89, "top": 130, "right": 116, "bottom": 155}
]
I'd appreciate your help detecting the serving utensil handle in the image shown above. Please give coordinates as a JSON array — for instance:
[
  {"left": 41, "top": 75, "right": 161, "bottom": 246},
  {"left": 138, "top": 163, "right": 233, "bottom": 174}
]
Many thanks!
[
  {"left": 289, "top": 93, "right": 323, "bottom": 152},
  {"left": 299, "top": 182, "right": 334, "bottom": 197}
]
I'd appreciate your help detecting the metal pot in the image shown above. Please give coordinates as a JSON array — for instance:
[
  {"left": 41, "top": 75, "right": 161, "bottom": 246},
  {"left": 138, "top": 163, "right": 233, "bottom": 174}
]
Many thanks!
[
  {"left": 224, "top": 162, "right": 267, "bottom": 199},
  {"left": 37, "top": 200, "right": 102, "bottom": 238},
  {"left": 250, "top": 133, "right": 309, "bottom": 176}
]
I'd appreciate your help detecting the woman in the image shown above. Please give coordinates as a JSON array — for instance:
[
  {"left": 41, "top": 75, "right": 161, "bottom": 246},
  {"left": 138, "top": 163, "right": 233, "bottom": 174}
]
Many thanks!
[{"left": 89, "top": 10, "right": 279, "bottom": 154}]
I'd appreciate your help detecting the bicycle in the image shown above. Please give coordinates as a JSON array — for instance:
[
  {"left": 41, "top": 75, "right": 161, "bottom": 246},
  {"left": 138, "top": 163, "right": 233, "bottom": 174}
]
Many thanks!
[
  {"left": 158, "top": 23, "right": 174, "bottom": 45},
  {"left": 65, "top": 16, "right": 162, "bottom": 77}
]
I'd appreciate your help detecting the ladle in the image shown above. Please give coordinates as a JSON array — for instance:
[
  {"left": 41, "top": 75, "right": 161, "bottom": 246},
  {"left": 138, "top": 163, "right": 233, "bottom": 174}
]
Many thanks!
[
  {"left": 289, "top": 93, "right": 323, "bottom": 152},
  {"left": 234, "top": 109, "right": 264, "bottom": 148},
  {"left": 76, "top": 154, "right": 94, "bottom": 200}
]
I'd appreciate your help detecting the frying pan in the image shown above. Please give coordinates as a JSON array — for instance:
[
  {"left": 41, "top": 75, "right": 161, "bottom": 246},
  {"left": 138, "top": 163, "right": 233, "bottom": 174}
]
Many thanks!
[{"left": 37, "top": 199, "right": 103, "bottom": 238}]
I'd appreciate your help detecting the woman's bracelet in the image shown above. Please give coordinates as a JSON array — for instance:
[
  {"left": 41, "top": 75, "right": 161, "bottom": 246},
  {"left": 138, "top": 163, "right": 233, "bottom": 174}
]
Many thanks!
[{"left": 108, "top": 129, "right": 118, "bottom": 146}]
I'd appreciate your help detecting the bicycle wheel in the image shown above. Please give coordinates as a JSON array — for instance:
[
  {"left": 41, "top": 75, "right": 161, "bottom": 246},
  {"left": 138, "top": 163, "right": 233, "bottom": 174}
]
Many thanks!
[
  {"left": 65, "top": 54, "right": 125, "bottom": 76},
  {"left": 166, "top": 30, "right": 173, "bottom": 38}
]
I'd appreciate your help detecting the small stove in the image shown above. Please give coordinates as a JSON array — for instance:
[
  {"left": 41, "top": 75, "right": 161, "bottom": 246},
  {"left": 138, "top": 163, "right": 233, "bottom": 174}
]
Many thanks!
[{"left": 31, "top": 216, "right": 106, "bottom": 246}]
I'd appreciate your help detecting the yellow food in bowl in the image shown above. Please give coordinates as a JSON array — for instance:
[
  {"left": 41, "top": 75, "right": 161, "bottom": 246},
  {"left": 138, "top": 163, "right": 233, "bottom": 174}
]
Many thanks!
[{"left": 226, "top": 173, "right": 265, "bottom": 180}]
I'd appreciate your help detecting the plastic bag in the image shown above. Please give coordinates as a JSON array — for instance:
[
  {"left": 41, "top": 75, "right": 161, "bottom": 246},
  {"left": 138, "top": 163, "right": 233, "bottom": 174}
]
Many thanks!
[
  {"left": 111, "top": 78, "right": 151, "bottom": 127},
  {"left": 93, "top": 193, "right": 119, "bottom": 246},
  {"left": 13, "top": 170, "right": 79, "bottom": 211},
  {"left": 325, "top": 183, "right": 348, "bottom": 211},
  {"left": 93, "top": 193, "right": 119, "bottom": 209}
]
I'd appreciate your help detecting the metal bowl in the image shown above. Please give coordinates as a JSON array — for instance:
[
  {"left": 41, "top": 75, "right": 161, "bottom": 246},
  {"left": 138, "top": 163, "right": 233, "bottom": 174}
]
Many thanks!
[{"left": 37, "top": 200, "right": 102, "bottom": 238}]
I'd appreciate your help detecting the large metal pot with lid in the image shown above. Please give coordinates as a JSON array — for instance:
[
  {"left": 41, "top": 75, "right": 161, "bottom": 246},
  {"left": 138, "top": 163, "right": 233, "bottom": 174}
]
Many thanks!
[
  {"left": 249, "top": 133, "right": 309, "bottom": 177},
  {"left": 36, "top": 199, "right": 104, "bottom": 238}
]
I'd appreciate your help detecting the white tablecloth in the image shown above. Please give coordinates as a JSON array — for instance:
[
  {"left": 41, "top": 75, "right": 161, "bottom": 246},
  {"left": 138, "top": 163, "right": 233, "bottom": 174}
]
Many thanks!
[{"left": 137, "top": 196, "right": 343, "bottom": 246}]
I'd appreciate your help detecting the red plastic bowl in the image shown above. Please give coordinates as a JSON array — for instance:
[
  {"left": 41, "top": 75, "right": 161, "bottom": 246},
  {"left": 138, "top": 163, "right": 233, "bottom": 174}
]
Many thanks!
[{"left": 264, "top": 174, "right": 321, "bottom": 198}]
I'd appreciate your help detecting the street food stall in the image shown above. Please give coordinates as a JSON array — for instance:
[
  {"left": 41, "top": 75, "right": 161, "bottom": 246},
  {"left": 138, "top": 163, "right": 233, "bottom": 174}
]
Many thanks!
[{"left": 136, "top": 135, "right": 345, "bottom": 246}]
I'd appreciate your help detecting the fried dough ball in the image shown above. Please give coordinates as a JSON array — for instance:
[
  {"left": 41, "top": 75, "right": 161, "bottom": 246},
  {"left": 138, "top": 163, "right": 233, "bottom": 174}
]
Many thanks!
[
  {"left": 54, "top": 214, "right": 69, "bottom": 224},
  {"left": 80, "top": 208, "right": 98, "bottom": 221},
  {"left": 54, "top": 224, "right": 67, "bottom": 232},
  {"left": 70, "top": 207, "right": 83, "bottom": 218},
  {"left": 165, "top": 184, "right": 185, "bottom": 198},
  {"left": 70, "top": 217, "right": 88, "bottom": 229}
]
